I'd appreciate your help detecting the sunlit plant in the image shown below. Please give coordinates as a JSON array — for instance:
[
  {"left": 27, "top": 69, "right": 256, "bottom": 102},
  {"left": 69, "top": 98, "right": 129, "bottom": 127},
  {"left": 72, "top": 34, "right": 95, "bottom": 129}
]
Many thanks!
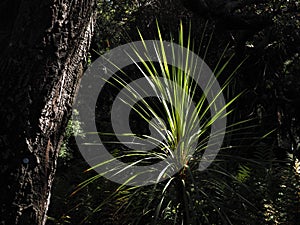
[{"left": 76, "top": 21, "right": 247, "bottom": 225}]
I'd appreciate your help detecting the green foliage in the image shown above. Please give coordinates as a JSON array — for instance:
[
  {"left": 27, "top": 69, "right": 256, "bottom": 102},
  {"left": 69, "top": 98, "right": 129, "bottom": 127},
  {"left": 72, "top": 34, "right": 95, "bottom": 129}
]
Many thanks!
[
  {"left": 76, "top": 21, "right": 245, "bottom": 225},
  {"left": 92, "top": 0, "right": 142, "bottom": 55},
  {"left": 59, "top": 109, "right": 84, "bottom": 159},
  {"left": 47, "top": 1, "right": 300, "bottom": 225},
  {"left": 236, "top": 164, "right": 251, "bottom": 182}
]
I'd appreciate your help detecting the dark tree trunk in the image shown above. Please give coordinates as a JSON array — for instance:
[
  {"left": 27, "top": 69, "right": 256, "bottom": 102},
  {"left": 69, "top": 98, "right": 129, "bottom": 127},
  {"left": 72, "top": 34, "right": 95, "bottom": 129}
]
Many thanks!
[{"left": 0, "top": 0, "right": 97, "bottom": 224}]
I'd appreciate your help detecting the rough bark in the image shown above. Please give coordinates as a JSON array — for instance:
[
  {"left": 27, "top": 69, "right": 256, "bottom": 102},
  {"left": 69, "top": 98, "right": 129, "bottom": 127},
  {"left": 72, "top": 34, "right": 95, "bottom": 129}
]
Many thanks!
[{"left": 0, "top": 0, "right": 97, "bottom": 224}]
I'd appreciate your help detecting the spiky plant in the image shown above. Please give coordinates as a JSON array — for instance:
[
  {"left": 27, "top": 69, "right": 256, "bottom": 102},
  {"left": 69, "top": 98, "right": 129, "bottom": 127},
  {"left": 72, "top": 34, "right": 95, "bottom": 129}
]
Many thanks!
[{"left": 75, "top": 21, "right": 249, "bottom": 225}]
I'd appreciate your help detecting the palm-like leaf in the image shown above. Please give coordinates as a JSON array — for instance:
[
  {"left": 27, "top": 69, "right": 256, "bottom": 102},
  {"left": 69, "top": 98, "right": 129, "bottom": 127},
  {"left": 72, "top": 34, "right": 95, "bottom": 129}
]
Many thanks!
[{"left": 76, "top": 21, "right": 247, "bottom": 224}]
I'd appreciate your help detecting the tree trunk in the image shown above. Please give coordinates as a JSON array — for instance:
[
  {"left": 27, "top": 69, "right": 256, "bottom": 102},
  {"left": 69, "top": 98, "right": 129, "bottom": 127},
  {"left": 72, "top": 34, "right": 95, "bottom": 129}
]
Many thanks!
[{"left": 0, "top": 0, "right": 97, "bottom": 224}]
